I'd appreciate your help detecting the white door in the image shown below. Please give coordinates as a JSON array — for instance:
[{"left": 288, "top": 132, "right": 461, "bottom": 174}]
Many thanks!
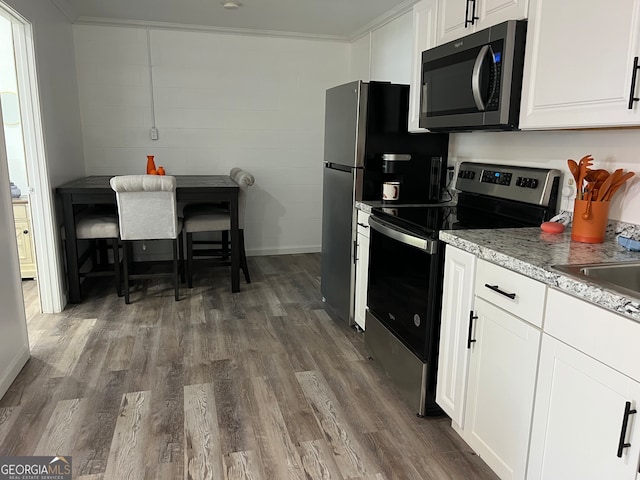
[
  {"left": 353, "top": 214, "right": 370, "bottom": 330},
  {"left": 520, "top": 0, "right": 640, "bottom": 129},
  {"left": 528, "top": 335, "right": 640, "bottom": 480},
  {"left": 0, "top": 95, "right": 30, "bottom": 398},
  {"left": 465, "top": 297, "right": 540, "bottom": 480},
  {"left": 409, "top": 0, "right": 439, "bottom": 132},
  {"left": 474, "top": 0, "right": 528, "bottom": 30},
  {"left": 436, "top": 0, "right": 474, "bottom": 45},
  {"left": 436, "top": 245, "right": 476, "bottom": 428}
]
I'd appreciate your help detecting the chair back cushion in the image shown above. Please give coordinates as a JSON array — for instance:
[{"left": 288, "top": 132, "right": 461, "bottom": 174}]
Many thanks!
[
  {"left": 229, "top": 168, "right": 255, "bottom": 229},
  {"left": 110, "top": 175, "right": 179, "bottom": 240}
]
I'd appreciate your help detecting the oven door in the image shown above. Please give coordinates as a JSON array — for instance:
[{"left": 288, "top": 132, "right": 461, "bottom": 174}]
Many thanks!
[{"left": 366, "top": 216, "right": 444, "bottom": 361}]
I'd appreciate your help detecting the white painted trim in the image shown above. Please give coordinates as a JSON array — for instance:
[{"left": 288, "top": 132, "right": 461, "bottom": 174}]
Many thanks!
[
  {"left": 74, "top": 16, "right": 350, "bottom": 43},
  {"left": 12, "top": 22, "right": 66, "bottom": 313},
  {"left": 48, "top": 0, "right": 77, "bottom": 23},
  {"left": 349, "top": 0, "right": 416, "bottom": 42},
  {"left": 0, "top": 347, "right": 29, "bottom": 400},
  {"left": 247, "top": 246, "right": 321, "bottom": 257}
]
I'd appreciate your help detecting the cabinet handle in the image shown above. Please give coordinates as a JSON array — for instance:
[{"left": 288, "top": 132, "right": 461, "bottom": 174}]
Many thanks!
[
  {"left": 484, "top": 283, "right": 516, "bottom": 300},
  {"left": 465, "top": 0, "right": 479, "bottom": 27},
  {"left": 628, "top": 57, "right": 640, "bottom": 109},
  {"left": 23, "top": 229, "right": 29, "bottom": 235},
  {"left": 465, "top": 0, "right": 471, "bottom": 27},
  {"left": 357, "top": 222, "right": 369, "bottom": 229},
  {"left": 617, "top": 401, "right": 637, "bottom": 458},
  {"left": 467, "top": 310, "right": 478, "bottom": 349},
  {"left": 353, "top": 240, "right": 358, "bottom": 264}
]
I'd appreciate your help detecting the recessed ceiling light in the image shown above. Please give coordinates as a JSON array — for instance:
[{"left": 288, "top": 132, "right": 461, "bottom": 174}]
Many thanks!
[{"left": 221, "top": 1, "right": 242, "bottom": 9}]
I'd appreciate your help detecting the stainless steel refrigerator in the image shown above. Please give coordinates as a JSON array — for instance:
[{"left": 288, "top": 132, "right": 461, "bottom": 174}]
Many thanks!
[{"left": 320, "top": 80, "right": 448, "bottom": 325}]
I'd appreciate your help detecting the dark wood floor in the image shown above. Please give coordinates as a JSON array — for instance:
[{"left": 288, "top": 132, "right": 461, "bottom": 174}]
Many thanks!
[{"left": 2, "top": 254, "right": 497, "bottom": 480}]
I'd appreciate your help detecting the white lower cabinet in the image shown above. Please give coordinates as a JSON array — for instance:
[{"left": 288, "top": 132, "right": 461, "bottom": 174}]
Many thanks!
[
  {"left": 353, "top": 210, "right": 370, "bottom": 330},
  {"left": 465, "top": 297, "right": 541, "bottom": 480},
  {"left": 528, "top": 334, "right": 640, "bottom": 480},
  {"left": 436, "top": 245, "right": 476, "bottom": 428}
]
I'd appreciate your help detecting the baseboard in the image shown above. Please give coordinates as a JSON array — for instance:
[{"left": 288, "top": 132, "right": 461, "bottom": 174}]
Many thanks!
[
  {"left": 246, "top": 246, "right": 321, "bottom": 256},
  {"left": 0, "top": 347, "right": 30, "bottom": 400}
]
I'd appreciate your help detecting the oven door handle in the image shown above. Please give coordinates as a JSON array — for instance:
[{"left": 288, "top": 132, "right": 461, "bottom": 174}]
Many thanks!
[{"left": 369, "top": 217, "right": 438, "bottom": 255}]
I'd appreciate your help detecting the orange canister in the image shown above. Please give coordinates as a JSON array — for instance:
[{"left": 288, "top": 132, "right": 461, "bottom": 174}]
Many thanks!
[{"left": 571, "top": 198, "right": 610, "bottom": 243}]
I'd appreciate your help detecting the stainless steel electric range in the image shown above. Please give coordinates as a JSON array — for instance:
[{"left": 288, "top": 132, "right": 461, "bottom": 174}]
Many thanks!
[{"left": 364, "top": 162, "right": 561, "bottom": 417}]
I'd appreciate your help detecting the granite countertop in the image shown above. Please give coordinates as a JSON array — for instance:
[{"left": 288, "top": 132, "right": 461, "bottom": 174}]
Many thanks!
[{"left": 439, "top": 226, "right": 640, "bottom": 322}]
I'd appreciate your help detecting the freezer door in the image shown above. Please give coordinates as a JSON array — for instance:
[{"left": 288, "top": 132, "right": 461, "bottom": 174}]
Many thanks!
[
  {"left": 321, "top": 164, "right": 358, "bottom": 324},
  {"left": 323, "top": 81, "right": 367, "bottom": 168}
]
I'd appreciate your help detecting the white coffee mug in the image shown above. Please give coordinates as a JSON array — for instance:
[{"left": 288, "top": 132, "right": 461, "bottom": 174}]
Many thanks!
[{"left": 382, "top": 181, "right": 400, "bottom": 201}]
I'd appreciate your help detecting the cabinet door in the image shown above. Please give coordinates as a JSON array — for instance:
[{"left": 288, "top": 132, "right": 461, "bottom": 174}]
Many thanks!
[
  {"left": 354, "top": 229, "right": 370, "bottom": 330},
  {"left": 528, "top": 335, "right": 640, "bottom": 480},
  {"left": 14, "top": 219, "right": 36, "bottom": 279},
  {"left": 436, "top": 0, "right": 473, "bottom": 45},
  {"left": 474, "top": 0, "right": 528, "bottom": 31},
  {"left": 465, "top": 297, "right": 540, "bottom": 480},
  {"left": 409, "top": 0, "right": 439, "bottom": 132},
  {"left": 353, "top": 211, "right": 370, "bottom": 330},
  {"left": 436, "top": 245, "right": 476, "bottom": 428},
  {"left": 520, "top": 0, "right": 640, "bottom": 129}
]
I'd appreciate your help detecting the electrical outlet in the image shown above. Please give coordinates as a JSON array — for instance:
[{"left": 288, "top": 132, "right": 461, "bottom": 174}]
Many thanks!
[{"left": 150, "top": 127, "right": 158, "bottom": 140}]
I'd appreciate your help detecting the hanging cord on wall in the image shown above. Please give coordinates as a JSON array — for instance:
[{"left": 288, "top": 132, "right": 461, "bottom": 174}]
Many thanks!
[{"left": 146, "top": 28, "right": 158, "bottom": 140}]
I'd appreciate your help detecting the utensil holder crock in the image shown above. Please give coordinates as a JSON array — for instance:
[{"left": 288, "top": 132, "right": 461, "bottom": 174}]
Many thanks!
[{"left": 571, "top": 198, "right": 610, "bottom": 243}]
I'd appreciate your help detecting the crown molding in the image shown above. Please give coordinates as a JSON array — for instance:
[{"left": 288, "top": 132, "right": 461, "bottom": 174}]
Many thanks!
[
  {"left": 348, "top": 0, "right": 416, "bottom": 42},
  {"left": 73, "top": 16, "right": 351, "bottom": 43},
  {"left": 48, "top": 0, "right": 77, "bottom": 23}
]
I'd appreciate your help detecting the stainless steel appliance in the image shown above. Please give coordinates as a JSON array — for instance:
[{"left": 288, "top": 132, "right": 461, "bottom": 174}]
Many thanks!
[
  {"left": 420, "top": 20, "right": 527, "bottom": 132},
  {"left": 320, "top": 80, "right": 448, "bottom": 324},
  {"left": 365, "top": 162, "right": 561, "bottom": 416}
]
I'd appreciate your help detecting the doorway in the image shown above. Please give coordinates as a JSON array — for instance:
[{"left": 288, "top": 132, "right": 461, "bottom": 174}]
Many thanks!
[{"left": 0, "top": 3, "right": 65, "bottom": 315}]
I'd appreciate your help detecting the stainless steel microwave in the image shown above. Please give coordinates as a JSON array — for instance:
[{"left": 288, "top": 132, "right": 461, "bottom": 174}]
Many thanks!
[{"left": 419, "top": 20, "right": 527, "bottom": 132}]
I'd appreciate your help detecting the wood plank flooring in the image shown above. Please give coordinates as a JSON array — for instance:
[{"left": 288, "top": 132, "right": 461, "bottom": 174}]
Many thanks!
[{"left": 2, "top": 255, "right": 498, "bottom": 480}]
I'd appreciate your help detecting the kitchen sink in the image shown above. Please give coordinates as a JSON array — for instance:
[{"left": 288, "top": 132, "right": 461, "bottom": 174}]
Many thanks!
[{"left": 552, "top": 261, "right": 640, "bottom": 298}]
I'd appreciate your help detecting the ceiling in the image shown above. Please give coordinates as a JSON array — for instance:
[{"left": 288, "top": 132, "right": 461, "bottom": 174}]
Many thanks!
[{"left": 58, "top": 0, "right": 416, "bottom": 40}]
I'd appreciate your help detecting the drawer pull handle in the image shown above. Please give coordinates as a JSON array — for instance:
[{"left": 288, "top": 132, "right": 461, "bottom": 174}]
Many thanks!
[
  {"left": 23, "top": 229, "right": 29, "bottom": 235},
  {"left": 485, "top": 283, "right": 516, "bottom": 300},
  {"left": 617, "top": 401, "right": 637, "bottom": 458},
  {"left": 628, "top": 56, "right": 640, "bottom": 110},
  {"left": 467, "top": 310, "right": 478, "bottom": 349},
  {"left": 357, "top": 222, "right": 369, "bottom": 229}
]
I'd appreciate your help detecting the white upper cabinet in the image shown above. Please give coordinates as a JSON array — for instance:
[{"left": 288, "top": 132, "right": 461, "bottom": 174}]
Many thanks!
[
  {"left": 520, "top": 0, "right": 640, "bottom": 129},
  {"left": 436, "top": 0, "right": 528, "bottom": 46},
  {"left": 409, "top": 0, "right": 439, "bottom": 132}
]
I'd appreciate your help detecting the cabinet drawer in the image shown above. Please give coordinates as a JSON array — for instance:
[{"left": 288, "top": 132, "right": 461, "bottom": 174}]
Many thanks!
[
  {"left": 546, "top": 288, "right": 640, "bottom": 382},
  {"left": 475, "top": 259, "right": 546, "bottom": 327},
  {"left": 12, "top": 203, "right": 29, "bottom": 221},
  {"left": 356, "top": 210, "right": 370, "bottom": 238}
]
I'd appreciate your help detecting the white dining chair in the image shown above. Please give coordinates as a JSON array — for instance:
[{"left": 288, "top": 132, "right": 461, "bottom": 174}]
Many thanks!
[
  {"left": 110, "top": 175, "right": 184, "bottom": 303},
  {"left": 183, "top": 168, "right": 254, "bottom": 288}
]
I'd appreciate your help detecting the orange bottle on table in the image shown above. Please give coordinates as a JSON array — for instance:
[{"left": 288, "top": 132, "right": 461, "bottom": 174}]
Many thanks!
[
  {"left": 157, "top": 166, "right": 166, "bottom": 175},
  {"left": 146, "top": 155, "right": 156, "bottom": 174}
]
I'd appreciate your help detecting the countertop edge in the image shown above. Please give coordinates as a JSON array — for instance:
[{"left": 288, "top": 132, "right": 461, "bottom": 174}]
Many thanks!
[{"left": 439, "top": 230, "right": 640, "bottom": 323}]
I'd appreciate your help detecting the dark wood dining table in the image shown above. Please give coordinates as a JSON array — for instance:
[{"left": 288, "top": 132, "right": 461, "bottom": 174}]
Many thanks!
[{"left": 57, "top": 175, "right": 240, "bottom": 303}]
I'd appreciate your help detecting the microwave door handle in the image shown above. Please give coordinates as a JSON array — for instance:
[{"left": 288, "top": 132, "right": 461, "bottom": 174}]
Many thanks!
[{"left": 472, "top": 45, "right": 490, "bottom": 111}]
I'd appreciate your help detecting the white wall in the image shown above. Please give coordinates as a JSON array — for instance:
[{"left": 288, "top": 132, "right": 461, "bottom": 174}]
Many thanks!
[
  {"left": 74, "top": 25, "right": 350, "bottom": 255},
  {"left": 349, "top": 34, "right": 371, "bottom": 82}
]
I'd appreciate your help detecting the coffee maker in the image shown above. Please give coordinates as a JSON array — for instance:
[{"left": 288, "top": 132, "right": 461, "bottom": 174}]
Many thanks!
[{"left": 381, "top": 153, "right": 446, "bottom": 204}]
